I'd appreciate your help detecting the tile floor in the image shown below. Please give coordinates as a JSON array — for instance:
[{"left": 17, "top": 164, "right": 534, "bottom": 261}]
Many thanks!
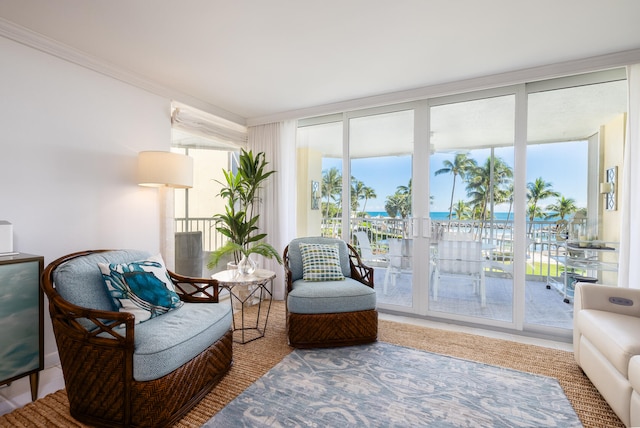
[{"left": 0, "top": 310, "right": 572, "bottom": 417}]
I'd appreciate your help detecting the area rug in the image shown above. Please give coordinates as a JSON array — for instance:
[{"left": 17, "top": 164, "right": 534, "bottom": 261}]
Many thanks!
[
  {"left": 205, "top": 342, "right": 582, "bottom": 427},
  {"left": 0, "top": 301, "right": 623, "bottom": 427}
]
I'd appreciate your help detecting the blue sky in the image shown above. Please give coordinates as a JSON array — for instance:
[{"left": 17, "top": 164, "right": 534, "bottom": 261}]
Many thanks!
[{"left": 323, "top": 140, "right": 588, "bottom": 214}]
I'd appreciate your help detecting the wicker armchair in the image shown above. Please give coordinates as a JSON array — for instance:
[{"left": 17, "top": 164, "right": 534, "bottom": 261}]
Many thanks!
[
  {"left": 284, "top": 237, "right": 378, "bottom": 348},
  {"left": 41, "top": 250, "right": 233, "bottom": 427}
]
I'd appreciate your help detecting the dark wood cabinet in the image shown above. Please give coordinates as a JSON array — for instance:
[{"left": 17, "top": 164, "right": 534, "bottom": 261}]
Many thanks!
[{"left": 0, "top": 253, "right": 44, "bottom": 401}]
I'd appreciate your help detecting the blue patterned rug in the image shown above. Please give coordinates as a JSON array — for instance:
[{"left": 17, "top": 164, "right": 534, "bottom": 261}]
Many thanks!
[{"left": 205, "top": 342, "right": 582, "bottom": 427}]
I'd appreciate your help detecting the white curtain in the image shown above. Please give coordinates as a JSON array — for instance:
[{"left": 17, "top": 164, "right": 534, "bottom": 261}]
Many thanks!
[
  {"left": 618, "top": 64, "right": 640, "bottom": 289},
  {"left": 248, "top": 121, "right": 297, "bottom": 299}
]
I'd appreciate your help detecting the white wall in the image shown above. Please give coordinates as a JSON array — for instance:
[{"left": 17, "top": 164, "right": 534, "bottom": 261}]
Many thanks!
[{"left": 0, "top": 37, "right": 172, "bottom": 366}]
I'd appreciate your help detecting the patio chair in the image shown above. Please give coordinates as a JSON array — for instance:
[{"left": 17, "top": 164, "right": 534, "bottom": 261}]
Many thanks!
[
  {"left": 383, "top": 238, "right": 403, "bottom": 295},
  {"left": 283, "top": 237, "right": 378, "bottom": 348},
  {"left": 432, "top": 237, "right": 486, "bottom": 307},
  {"left": 484, "top": 237, "right": 514, "bottom": 278},
  {"left": 354, "top": 231, "right": 388, "bottom": 267}
]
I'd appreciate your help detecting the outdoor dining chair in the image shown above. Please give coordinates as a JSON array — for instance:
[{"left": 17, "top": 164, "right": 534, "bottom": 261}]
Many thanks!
[{"left": 432, "top": 237, "right": 486, "bottom": 307}]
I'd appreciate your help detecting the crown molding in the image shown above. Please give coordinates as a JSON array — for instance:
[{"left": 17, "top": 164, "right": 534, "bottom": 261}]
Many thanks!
[{"left": 0, "top": 17, "right": 246, "bottom": 126}]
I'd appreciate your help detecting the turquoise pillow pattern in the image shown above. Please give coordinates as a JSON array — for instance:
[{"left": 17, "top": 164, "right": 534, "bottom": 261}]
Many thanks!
[
  {"left": 299, "top": 243, "right": 345, "bottom": 282},
  {"left": 98, "top": 254, "right": 183, "bottom": 323}
]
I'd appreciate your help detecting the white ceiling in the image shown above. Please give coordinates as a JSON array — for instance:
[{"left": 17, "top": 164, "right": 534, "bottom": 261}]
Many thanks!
[{"left": 1, "top": 0, "right": 640, "bottom": 124}]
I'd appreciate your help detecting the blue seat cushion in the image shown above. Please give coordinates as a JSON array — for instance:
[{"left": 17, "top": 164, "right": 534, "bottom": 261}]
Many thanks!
[
  {"left": 114, "top": 301, "right": 232, "bottom": 381},
  {"left": 287, "top": 278, "right": 376, "bottom": 314}
]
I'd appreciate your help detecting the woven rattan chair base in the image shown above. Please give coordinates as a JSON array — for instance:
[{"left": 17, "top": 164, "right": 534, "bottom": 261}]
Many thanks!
[
  {"left": 61, "top": 329, "right": 233, "bottom": 428},
  {"left": 287, "top": 309, "right": 378, "bottom": 348}
]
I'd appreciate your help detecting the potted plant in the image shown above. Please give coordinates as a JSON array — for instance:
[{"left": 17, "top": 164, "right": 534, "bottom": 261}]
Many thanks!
[{"left": 207, "top": 149, "right": 282, "bottom": 274}]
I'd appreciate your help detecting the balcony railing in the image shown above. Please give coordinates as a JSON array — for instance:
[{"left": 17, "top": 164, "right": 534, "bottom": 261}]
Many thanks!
[
  {"left": 176, "top": 216, "right": 586, "bottom": 280},
  {"left": 175, "top": 217, "right": 226, "bottom": 254}
]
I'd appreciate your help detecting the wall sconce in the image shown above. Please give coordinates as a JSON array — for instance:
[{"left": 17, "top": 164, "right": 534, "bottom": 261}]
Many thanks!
[
  {"left": 600, "top": 166, "right": 617, "bottom": 211},
  {"left": 311, "top": 180, "right": 320, "bottom": 210},
  {"left": 138, "top": 151, "right": 194, "bottom": 188}
]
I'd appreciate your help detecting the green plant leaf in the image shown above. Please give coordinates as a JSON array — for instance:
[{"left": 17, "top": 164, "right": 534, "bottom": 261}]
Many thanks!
[{"left": 210, "top": 149, "right": 279, "bottom": 265}]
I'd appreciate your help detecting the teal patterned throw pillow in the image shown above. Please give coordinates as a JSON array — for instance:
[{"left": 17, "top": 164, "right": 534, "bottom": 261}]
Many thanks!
[
  {"left": 299, "top": 243, "right": 345, "bottom": 281},
  {"left": 98, "top": 254, "right": 183, "bottom": 323}
]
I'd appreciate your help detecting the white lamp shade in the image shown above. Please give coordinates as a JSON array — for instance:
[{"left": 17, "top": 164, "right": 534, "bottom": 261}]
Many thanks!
[{"left": 138, "top": 151, "right": 194, "bottom": 188}]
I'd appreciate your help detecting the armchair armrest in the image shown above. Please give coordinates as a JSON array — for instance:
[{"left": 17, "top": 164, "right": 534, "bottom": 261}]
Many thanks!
[
  {"left": 284, "top": 262, "right": 293, "bottom": 293},
  {"left": 282, "top": 243, "right": 374, "bottom": 292},
  {"left": 169, "top": 270, "right": 221, "bottom": 303},
  {"left": 347, "top": 243, "right": 374, "bottom": 288},
  {"left": 46, "top": 292, "right": 135, "bottom": 347},
  {"left": 574, "top": 283, "right": 640, "bottom": 317}
]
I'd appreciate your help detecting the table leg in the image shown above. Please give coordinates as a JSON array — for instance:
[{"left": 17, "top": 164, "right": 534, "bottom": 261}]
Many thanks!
[{"left": 29, "top": 372, "right": 39, "bottom": 401}]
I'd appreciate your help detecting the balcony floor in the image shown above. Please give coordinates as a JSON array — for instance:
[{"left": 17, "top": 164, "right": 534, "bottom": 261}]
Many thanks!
[{"left": 374, "top": 268, "right": 574, "bottom": 330}]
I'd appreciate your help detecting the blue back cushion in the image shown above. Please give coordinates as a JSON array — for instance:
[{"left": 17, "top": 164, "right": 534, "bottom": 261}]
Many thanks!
[
  {"left": 287, "top": 237, "right": 351, "bottom": 282},
  {"left": 53, "top": 250, "right": 151, "bottom": 311}
]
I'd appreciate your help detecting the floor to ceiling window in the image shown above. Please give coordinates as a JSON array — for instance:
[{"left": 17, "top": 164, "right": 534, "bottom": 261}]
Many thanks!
[
  {"left": 297, "top": 109, "right": 415, "bottom": 308},
  {"left": 428, "top": 92, "right": 515, "bottom": 324},
  {"left": 294, "top": 68, "right": 628, "bottom": 339},
  {"left": 295, "top": 116, "right": 343, "bottom": 238},
  {"left": 524, "top": 71, "right": 627, "bottom": 333},
  {"left": 348, "top": 108, "right": 414, "bottom": 307}
]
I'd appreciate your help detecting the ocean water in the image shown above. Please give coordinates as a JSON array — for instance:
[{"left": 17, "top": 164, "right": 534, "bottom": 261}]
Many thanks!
[{"left": 366, "top": 211, "right": 514, "bottom": 220}]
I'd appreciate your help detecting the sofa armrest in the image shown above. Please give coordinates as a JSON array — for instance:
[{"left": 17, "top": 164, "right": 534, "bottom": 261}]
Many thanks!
[
  {"left": 574, "top": 283, "right": 640, "bottom": 317},
  {"left": 169, "top": 270, "right": 221, "bottom": 303},
  {"left": 47, "top": 292, "right": 135, "bottom": 344},
  {"left": 574, "top": 282, "right": 640, "bottom": 364}
]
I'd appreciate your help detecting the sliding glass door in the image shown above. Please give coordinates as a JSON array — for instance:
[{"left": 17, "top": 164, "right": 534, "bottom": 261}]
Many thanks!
[
  {"left": 296, "top": 117, "right": 343, "bottom": 238},
  {"left": 348, "top": 108, "right": 415, "bottom": 308},
  {"left": 524, "top": 73, "right": 627, "bottom": 331},
  {"left": 294, "top": 68, "right": 628, "bottom": 339},
  {"left": 428, "top": 92, "right": 515, "bottom": 323}
]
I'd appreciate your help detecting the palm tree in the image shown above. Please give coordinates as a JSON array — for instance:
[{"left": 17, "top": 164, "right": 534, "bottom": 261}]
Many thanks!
[
  {"left": 527, "top": 203, "right": 545, "bottom": 226},
  {"left": 350, "top": 177, "right": 365, "bottom": 215},
  {"left": 322, "top": 167, "right": 342, "bottom": 218},
  {"left": 361, "top": 186, "right": 377, "bottom": 215},
  {"left": 385, "top": 181, "right": 412, "bottom": 220},
  {"left": 384, "top": 194, "right": 402, "bottom": 218},
  {"left": 397, "top": 194, "right": 411, "bottom": 219},
  {"left": 452, "top": 200, "right": 472, "bottom": 220},
  {"left": 395, "top": 180, "right": 412, "bottom": 218},
  {"left": 499, "top": 183, "right": 514, "bottom": 252},
  {"left": 350, "top": 178, "right": 376, "bottom": 217},
  {"left": 526, "top": 177, "right": 560, "bottom": 233},
  {"left": 434, "top": 154, "right": 477, "bottom": 220},
  {"left": 545, "top": 196, "right": 577, "bottom": 220},
  {"left": 396, "top": 178, "right": 412, "bottom": 197},
  {"left": 466, "top": 156, "right": 513, "bottom": 238}
]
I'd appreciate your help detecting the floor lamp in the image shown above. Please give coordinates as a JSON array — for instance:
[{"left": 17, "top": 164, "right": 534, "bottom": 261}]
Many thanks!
[{"left": 138, "top": 151, "right": 194, "bottom": 270}]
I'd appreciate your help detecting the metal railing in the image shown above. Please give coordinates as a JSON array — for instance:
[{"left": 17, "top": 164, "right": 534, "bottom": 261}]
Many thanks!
[
  {"left": 176, "top": 216, "right": 587, "bottom": 280},
  {"left": 175, "top": 217, "right": 225, "bottom": 254}
]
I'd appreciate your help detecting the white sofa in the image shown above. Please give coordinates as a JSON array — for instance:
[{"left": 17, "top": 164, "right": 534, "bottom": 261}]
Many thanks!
[{"left": 573, "top": 283, "right": 640, "bottom": 427}]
